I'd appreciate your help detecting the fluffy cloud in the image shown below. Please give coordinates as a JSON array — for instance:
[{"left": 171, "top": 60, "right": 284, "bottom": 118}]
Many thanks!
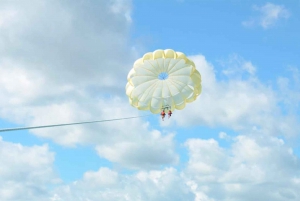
[
  {"left": 0, "top": 0, "right": 179, "bottom": 170},
  {"left": 276, "top": 67, "right": 300, "bottom": 114},
  {"left": 242, "top": 3, "right": 290, "bottom": 29},
  {"left": 0, "top": 137, "right": 59, "bottom": 201},
  {"left": 219, "top": 54, "right": 256, "bottom": 78},
  {"left": 0, "top": 0, "right": 133, "bottom": 118},
  {"left": 184, "top": 134, "right": 300, "bottom": 201},
  {"left": 0, "top": 0, "right": 133, "bottom": 105},
  {"left": 1, "top": 1, "right": 299, "bottom": 200},
  {"left": 51, "top": 167, "right": 194, "bottom": 201},
  {"left": 47, "top": 133, "right": 300, "bottom": 201},
  {"left": 96, "top": 130, "right": 178, "bottom": 169},
  {"left": 168, "top": 54, "right": 299, "bottom": 137},
  {"left": 1, "top": 132, "right": 297, "bottom": 201}
]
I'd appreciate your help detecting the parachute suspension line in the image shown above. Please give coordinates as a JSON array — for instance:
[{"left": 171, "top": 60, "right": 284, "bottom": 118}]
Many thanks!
[{"left": 0, "top": 114, "right": 153, "bottom": 133}]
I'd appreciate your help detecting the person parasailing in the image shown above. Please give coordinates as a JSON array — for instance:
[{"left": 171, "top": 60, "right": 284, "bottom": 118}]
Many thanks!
[
  {"left": 168, "top": 110, "right": 172, "bottom": 118},
  {"left": 161, "top": 110, "right": 166, "bottom": 121}
]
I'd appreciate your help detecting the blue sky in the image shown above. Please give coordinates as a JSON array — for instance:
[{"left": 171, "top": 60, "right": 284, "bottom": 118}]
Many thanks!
[
  {"left": 0, "top": 0, "right": 300, "bottom": 200},
  {"left": 132, "top": 0, "right": 299, "bottom": 80}
]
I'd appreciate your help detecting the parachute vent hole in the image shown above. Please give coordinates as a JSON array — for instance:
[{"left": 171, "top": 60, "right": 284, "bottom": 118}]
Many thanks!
[{"left": 158, "top": 72, "right": 169, "bottom": 80}]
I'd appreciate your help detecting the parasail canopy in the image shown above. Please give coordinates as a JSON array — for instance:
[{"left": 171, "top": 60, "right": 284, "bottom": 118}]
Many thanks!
[{"left": 126, "top": 49, "right": 201, "bottom": 114}]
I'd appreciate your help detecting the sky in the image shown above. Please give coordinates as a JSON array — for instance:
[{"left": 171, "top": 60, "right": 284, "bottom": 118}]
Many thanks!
[{"left": 0, "top": 0, "right": 300, "bottom": 200}]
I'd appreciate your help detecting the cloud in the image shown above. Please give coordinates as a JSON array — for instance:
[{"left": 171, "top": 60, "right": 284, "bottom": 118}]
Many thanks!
[
  {"left": 218, "top": 131, "right": 231, "bottom": 140},
  {"left": 0, "top": 0, "right": 132, "bottom": 112},
  {"left": 1, "top": 132, "right": 298, "bottom": 201},
  {"left": 0, "top": 137, "right": 59, "bottom": 201},
  {"left": 169, "top": 54, "right": 300, "bottom": 138},
  {"left": 96, "top": 130, "right": 179, "bottom": 169},
  {"left": 0, "top": 9, "right": 17, "bottom": 28},
  {"left": 0, "top": 1, "right": 299, "bottom": 200},
  {"left": 184, "top": 134, "right": 300, "bottom": 201},
  {"left": 109, "top": 0, "right": 132, "bottom": 22},
  {"left": 0, "top": 0, "right": 180, "bottom": 169},
  {"left": 47, "top": 133, "right": 299, "bottom": 201},
  {"left": 219, "top": 54, "right": 257, "bottom": 78},
  {"left": 276, "top": 67, "right": 300, "bottom": 114},
  {"left": 242, "top": 3, "right": 290, "bottom": 29},
  {"left": 51, "top": 167, "right": 194, "bottom": 201},
  {"left": 0, "top": 0, "right": 133, "bottom": 99}
]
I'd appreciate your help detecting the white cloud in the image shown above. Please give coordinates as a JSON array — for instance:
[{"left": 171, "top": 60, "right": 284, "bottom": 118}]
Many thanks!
[
  {"left": 277, "top": 67, "right": 300, "bottom": 114},
  {"left": 0, "top": 0, "right": 180, "bottom": 169},
  {"left": 185, "top": 138, "right": 227, "bottom": 175},
  {"left": 1, "top": 131, "right": 299, "bottom": 201},
  {"left": 0, "top": 137, "right": 183, "bottom": 201},
  {"left": 243, "top": 3, "right": 290, "bottom": 29},
  {"left": 0, "top": 0, "right": 132, "bottom": 98},
  {"left": 96, "top": 130, "right": 179, "bottom": 169},
  {"left": 0, "top": 1, "right": 299, "bottom": 200},
  {"left": 52, "top": 167, "right": 194, "bottom": 201},
  {"left": 109, "top": 0, "right": 132, "bottom": 22},
  {"left": 0, "top": 137, "right": 59, "bottom": 201},
  {"left": 169, "top": 54, "right": 300, "bottom": 137},
  {"left": 0, "top": 9, "right": 17, "bottom": 28},
  {"left": 184, "top": 134, "right": 300, "bottom": 201},
  {"left": 218, "top": 131, "right": 231, "bottom": 140},
  {"left": 46, "top": 133, "right": 300, "bottom": 201},
  {"left": 0, "top": 0, "right": 130, "bottom": 126},
  {"left": 220, "top": 54, "right": 257, "bottom": 78}
]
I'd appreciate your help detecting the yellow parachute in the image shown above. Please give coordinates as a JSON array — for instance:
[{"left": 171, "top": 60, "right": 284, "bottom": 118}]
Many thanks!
[{"left": 125, "top": 49, "right": 201, "bottom": 114}]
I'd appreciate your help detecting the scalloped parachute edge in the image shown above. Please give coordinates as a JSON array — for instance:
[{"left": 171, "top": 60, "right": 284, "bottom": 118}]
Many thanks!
[{"left": 126, "top": 49, "right": 202, "bottom": 114}]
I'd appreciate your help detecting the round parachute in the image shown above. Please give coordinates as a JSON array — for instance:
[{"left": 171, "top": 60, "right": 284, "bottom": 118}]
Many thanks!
[{"left": 125, "top": 49, "right": 202, "bottom": 114}]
